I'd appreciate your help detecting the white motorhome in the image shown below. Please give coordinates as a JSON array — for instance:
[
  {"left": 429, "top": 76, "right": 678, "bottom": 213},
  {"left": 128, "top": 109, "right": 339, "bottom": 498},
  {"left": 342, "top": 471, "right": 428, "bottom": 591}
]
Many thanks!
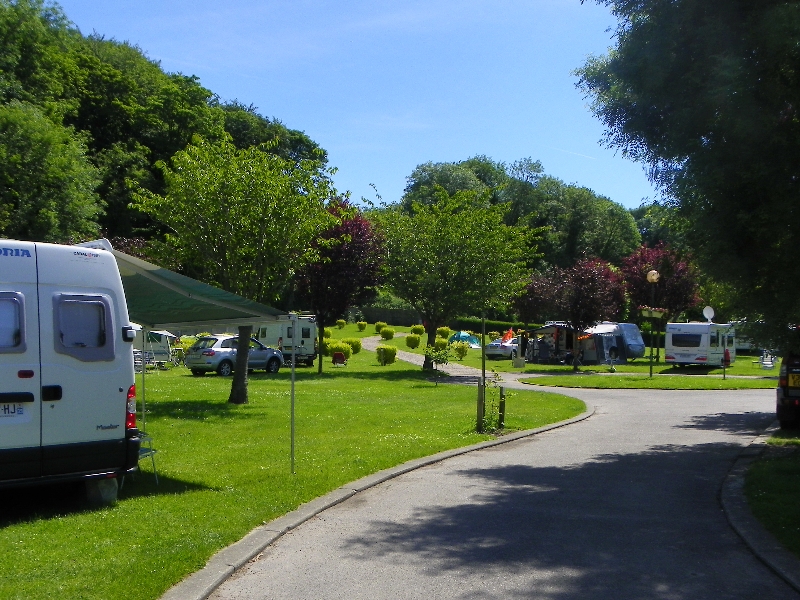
[
  {"left": 664, "top": 322, "right": 736, "bottom": 366},
  {"left": 255, "top": 315, "right": 317, "bottom": 366},
  {"left": 0, "top": 240, "right": 140, "bottom": 502}
]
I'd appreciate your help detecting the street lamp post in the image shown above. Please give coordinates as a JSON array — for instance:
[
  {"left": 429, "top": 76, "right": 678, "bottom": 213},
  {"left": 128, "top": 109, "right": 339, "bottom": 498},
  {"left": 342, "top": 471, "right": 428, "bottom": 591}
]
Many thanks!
[{"left": 647, "top": 270, "right": 660, "bottom": 378}]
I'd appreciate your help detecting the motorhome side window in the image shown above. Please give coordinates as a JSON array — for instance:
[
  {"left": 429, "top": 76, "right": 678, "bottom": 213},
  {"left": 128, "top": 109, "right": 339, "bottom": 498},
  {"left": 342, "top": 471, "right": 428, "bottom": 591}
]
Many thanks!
[
  {"left": 53, "top": 294, "right": 115, "bottom": 362},
  {"left": 287, "top": 326, "right": 293, "bottom": 339},
  {"left": 0, "top": 292, "right": 25, "bottom": 353},
  {"left": 301, "top": 327, "right": 311, "bottom": 339}
]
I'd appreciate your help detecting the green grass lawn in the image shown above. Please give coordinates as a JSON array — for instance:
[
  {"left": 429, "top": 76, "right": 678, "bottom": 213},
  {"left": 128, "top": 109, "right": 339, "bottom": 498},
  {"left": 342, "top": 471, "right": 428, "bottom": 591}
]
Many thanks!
[
  {"left": 745, "top": 428, "right": 800, "bottom": 559},
  {"left": 0, "top": 348, "right": 583, "bottom": 600}
]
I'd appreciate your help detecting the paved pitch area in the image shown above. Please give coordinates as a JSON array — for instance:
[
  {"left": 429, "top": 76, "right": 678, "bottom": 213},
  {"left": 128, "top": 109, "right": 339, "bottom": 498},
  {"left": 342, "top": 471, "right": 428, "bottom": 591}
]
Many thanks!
[{"left": 209, "top": 383, "right": 796, "bottom": 600}]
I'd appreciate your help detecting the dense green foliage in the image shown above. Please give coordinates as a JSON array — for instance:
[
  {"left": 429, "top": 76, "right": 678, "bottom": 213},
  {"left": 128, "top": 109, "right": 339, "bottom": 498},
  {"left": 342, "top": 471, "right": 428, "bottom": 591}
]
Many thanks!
[
  {"left": 0, "top": 0, "right": 323, "bottom": 242},
  {"left": 578, "top": 0, "right": 800, "bottom": 350}
]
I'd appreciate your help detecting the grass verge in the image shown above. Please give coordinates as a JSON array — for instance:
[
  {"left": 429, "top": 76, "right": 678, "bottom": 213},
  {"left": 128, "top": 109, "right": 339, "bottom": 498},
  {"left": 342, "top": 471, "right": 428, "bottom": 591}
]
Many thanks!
[
  {"left": 518, "top": 373, "right": 775, "bottom": 390},
  {"left": 745, "top": 428, "right": 800, "bottom": 559},
  {"left": 0, "top": 349, "right": 583, "bottom": 600}
]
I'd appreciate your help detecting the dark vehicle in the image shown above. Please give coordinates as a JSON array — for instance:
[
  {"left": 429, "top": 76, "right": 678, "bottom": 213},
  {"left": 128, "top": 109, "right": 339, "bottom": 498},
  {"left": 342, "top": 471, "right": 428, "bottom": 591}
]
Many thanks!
[{"left": 777, "top": 353, "right": 800, "bottom": 428}]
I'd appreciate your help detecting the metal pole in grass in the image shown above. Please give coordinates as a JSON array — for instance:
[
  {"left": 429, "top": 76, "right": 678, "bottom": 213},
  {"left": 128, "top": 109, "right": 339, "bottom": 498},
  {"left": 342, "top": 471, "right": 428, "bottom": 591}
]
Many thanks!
[
  {"left": 290, "top": 313, "right": 297, "bottom": 474},
  {"left": 647, "top": 270, "right": 660, "bottom": 378},
  {"left": 478, "top": 313, "right": 486, "bottom": 433}
]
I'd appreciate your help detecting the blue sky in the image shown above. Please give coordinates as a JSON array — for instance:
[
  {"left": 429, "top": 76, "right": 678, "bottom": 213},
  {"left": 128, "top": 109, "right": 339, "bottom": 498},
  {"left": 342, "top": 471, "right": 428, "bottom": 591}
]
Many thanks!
[{"left": 56, "top": 0, "right": 658, "bottom": 209}]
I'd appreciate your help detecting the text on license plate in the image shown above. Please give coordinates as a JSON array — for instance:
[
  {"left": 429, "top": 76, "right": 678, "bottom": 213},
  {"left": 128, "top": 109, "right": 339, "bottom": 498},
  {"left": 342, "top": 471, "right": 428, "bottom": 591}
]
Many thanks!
[
  {"left": 0, "top": 403, "right": 24, "bottom": 418},
  {"left": 790, "top": 374, "right": 800, "bottom": 387}
]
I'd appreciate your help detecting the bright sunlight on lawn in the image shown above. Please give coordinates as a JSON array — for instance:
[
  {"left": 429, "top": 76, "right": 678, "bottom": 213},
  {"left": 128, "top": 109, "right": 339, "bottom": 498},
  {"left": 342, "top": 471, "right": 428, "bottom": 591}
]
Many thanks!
[{"left": 0, "top": 344, "right": 583, "bottom": 600}]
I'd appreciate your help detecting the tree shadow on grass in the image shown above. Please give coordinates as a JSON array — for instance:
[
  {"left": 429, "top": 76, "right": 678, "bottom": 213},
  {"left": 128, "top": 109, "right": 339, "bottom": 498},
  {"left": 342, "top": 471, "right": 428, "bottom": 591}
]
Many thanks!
[{"left": 0, "top": 474, "right": 207, "bottom": 528}]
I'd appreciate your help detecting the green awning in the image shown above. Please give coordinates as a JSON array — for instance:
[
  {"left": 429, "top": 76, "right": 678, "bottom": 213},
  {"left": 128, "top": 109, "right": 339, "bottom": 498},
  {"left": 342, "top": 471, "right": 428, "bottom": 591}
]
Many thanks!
[{"left": 78, "top": 240, "right": 283, "bottom": 330}]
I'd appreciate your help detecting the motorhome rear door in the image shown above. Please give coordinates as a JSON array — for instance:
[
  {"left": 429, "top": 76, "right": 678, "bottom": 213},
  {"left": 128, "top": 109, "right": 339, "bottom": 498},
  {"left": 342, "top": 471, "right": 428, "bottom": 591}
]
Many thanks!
[{"left": 0, "top": 241, "right": 42, "bottom": 480}]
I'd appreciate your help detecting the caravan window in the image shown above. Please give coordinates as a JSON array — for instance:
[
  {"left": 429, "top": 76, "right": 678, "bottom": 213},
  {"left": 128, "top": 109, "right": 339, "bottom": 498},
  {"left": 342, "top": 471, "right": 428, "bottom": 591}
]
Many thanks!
[
  {"left": 709, "top": 332, "right": 719, "bottom": 348},
  {"left": 301, "top": 327, "right": 311, "bottom": 339},
  {"left": 671, "top": 333, "right": 702, "bottom": 348},
  {"left": 0, "top": 292, "right": 25, "bottom": 353},
  {"left": 53, "top": 294, "right": 115, "bottom": 362}
]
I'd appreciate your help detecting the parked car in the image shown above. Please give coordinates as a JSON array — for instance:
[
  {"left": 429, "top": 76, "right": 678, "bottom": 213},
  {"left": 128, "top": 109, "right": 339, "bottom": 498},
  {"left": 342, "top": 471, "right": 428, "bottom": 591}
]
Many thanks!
[
  {"left": 484, "top": 337, "right": 518, "bottom": 359},
  {"left": 777, "top": 353, "right": 800, "bottom": 428},
  {"left": 185, "top": 334, "right": 283, "bottom": 376}
]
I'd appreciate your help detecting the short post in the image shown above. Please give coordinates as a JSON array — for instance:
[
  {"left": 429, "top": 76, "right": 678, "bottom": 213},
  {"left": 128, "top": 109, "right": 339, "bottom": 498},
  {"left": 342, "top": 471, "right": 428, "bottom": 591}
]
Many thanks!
[
  {"left": 498, "top": 386, "right": 506, "bottom": 429},
  {"left": 476, "top": 382, "right": 485, "bottom": 433}
]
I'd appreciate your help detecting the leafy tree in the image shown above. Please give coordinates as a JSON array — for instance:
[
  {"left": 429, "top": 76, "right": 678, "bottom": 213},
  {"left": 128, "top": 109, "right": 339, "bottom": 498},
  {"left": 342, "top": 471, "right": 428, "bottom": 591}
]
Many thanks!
[
  {"left": 133, "top": 136, "right": 335, "bottom": 403},
  {"left": 525, "top": 259, "right": 626, "bottom": 369},
  {"left": 0, "top": 101, "right": 102, "bottom": 242},
  {"left": 295, "top": 199, "right": 384, "bottom": 373},
  {"left": 620, "top": 243, "right": 701, "bottom": 323},
  {"left": 401, "top": 161, "right": 491, "bottom": 212},
  {"left": 577, "top": 0, "right": 800, "bottom": 350},
  {"left": 376, "top": 190, "right": 532, "bottom": 369},
  {"left": 217, "top": 100, "right": 326, "bottom": 164}
]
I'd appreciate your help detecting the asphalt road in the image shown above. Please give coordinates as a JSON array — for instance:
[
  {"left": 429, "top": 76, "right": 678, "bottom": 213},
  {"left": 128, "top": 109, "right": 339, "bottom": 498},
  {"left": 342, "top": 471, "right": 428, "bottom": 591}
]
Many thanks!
[{"left": 208, "top": 385, "right": 796, "bottom": 600}]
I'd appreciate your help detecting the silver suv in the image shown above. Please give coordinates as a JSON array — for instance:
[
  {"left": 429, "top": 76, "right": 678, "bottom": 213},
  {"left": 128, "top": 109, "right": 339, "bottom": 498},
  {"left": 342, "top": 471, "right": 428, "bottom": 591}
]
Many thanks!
[{"left": 185, "top": 334, "right": 283, "bottom": 376}]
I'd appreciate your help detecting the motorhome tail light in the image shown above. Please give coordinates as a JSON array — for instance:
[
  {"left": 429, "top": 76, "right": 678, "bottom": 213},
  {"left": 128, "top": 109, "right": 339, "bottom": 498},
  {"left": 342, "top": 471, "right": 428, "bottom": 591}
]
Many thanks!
[
  {"left": 780, "top": 363, "right": 788, "bottom": 388},
  {"left": 202, "top": 349, "right": 216, "bottom": 356},
  {"left": 126, "top": 384, "right": 137, "bottom": 430}
]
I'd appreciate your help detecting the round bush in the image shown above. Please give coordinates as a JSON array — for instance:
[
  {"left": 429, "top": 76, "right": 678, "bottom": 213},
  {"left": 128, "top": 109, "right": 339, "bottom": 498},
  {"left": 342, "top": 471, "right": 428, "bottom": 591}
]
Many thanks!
[
  {"left": 436, "top": 326, "right": 452, "bottom": 339},
  {"left": 380, "top": 327, "right": 395, "bottom": 340},
  {"left": 376, "top": 344, "right": 397, "bottom": 365},
  {"left": 452, "top": 341, "right": 469, "bottom": 360},
  {"left": 320, "top": 338, "right": 332, "bottom": 356},
  {"left": 375, "top": 321, "right": 388, "bottom": 333},
  {"left": 410, "top": 324, "right": 425, "bottom": 335},
  {"left": 336, "top": 319, "right": 346, "bottom": 329},
  {"left": 489, "top": 331, "right": 500, "bottom": 340},
  {"left": 327, "top": 341, "right": 352, "bottom": 359},
  {"left": 434, "top": 337, "right": 449, "bottom": 351},
  {"left": 341, "top": 337, "right": 362, "bottom": 354},
  {"left": 357, "top": 321, "right": 367, "bottom": 331},
  {"left": 323, "top": 327, "right": 332, "bottom": 338},
  {"left": 405, "top": 334, "right": 421, "bottom": 349}
]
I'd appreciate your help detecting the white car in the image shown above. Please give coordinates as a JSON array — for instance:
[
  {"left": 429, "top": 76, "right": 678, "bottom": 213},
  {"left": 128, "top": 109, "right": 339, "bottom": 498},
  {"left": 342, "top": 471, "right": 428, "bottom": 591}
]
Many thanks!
[{"left": 484, "top": 337, "right": 518, "bottom": 359}]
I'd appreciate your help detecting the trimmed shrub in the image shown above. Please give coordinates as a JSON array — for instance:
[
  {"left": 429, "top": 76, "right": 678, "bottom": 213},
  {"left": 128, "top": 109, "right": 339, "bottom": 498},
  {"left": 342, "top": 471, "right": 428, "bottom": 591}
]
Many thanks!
[
  {"left": 436, "top": 326, "right": 452, "bottom": 339},
  {"left": 336, "top": 319, "right": 346, "bottom": 329},
  {"left": 376, "top": 344, "right": 397, "bottom": 365},
  {"left": 489, "top": 331, "right": 500, "bottom": 340},
  {"left": 357, "top": 321, "right": 367, "bottom": 331},
  {"left": 452, "top": 341, "right": 469, "bottom": 360},
  {"left": 341, "top": 337, "right": 362, "bottom": 354},
  {"left": 323, "top": 327, "right": 332, "bottom": 338},
  {"left": 405, "top": 334, "right": 421, "bottom": 349},
  {"left": 375, "top": 321, "right": 387, "bottom": 333},
  {"left": 434, "top": 337, "right": 449, "bottom": 351},
  {"left": 380, "top": 327, "right": 395, "bottom": 340},
  {"left": 410, "top": 324, "right": 425, "bottom": 335},
  {"left": 327, "top": 341, "right": 352, "bottom": 360}
]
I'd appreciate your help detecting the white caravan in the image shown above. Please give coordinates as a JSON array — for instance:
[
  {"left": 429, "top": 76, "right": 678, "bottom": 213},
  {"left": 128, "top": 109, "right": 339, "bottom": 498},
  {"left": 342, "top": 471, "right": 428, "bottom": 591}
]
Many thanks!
[
  {"left": 255, "top": 315, "right": 317, "bottom": 366},
  {"left": 664, "top": 322, "right": 736, "bottom": 366},
  {"left": 0, "top": 240, "right": 140, "bottom": 502}
]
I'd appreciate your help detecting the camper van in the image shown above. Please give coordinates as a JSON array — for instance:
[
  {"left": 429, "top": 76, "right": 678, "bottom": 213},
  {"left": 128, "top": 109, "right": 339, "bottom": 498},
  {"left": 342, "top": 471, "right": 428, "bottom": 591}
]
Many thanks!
[
  {"left": 255, "top": 315, "right": 317, "bottom": 366},
  {"left": 665, "top": 322, "right": 736, "bottom": 366},
  {"left": 0, "top": 240, "right": 140, "bottom": 503}
]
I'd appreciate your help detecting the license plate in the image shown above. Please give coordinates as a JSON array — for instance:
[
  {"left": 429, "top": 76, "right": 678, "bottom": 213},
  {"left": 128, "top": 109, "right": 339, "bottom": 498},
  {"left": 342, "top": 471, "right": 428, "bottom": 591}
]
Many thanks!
[
  {"left": 0, "top": 403, "right": 24, "bottom": 418},
  {"left": 790, "top": 374, "right": 800, "bottom": 388}
]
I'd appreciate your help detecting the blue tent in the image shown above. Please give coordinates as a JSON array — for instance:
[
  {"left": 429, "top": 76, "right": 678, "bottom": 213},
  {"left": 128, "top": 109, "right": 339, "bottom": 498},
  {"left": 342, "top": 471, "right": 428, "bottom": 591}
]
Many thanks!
[{"left": 449, "top": 331, "right": 481, "bottom": 348}]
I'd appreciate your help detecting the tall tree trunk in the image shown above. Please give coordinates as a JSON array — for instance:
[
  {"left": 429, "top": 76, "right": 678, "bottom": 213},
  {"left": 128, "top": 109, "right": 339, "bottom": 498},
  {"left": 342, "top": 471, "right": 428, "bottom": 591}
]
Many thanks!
[
  {"left": 228, "top": 325, "right": 252, "bottom": 404},
  {"left": 423, "top": 322, "right": 436, "bottom": 370}
]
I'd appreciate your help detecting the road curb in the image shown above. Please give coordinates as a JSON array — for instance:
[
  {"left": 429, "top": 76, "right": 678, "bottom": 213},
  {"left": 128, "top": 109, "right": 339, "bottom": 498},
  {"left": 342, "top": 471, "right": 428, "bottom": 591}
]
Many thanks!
[
  {"left": 721, "top": 421, "right": 800, "bottom": 593},
  {"left": 160, "top": 401, "right": 595, "bottom": 600}
]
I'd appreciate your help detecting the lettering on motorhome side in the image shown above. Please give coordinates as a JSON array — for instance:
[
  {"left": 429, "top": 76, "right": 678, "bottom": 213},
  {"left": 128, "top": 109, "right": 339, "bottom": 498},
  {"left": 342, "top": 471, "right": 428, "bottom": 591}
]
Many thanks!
[{"left": 1, "top": 247, "right": 33, "bottom": 258}]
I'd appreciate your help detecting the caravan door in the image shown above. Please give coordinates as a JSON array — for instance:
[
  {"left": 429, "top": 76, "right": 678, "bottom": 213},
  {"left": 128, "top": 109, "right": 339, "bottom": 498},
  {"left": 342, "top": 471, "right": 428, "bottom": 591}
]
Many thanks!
[{"left": 0, "top": 241, "right": 42, "bottom": 481}]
